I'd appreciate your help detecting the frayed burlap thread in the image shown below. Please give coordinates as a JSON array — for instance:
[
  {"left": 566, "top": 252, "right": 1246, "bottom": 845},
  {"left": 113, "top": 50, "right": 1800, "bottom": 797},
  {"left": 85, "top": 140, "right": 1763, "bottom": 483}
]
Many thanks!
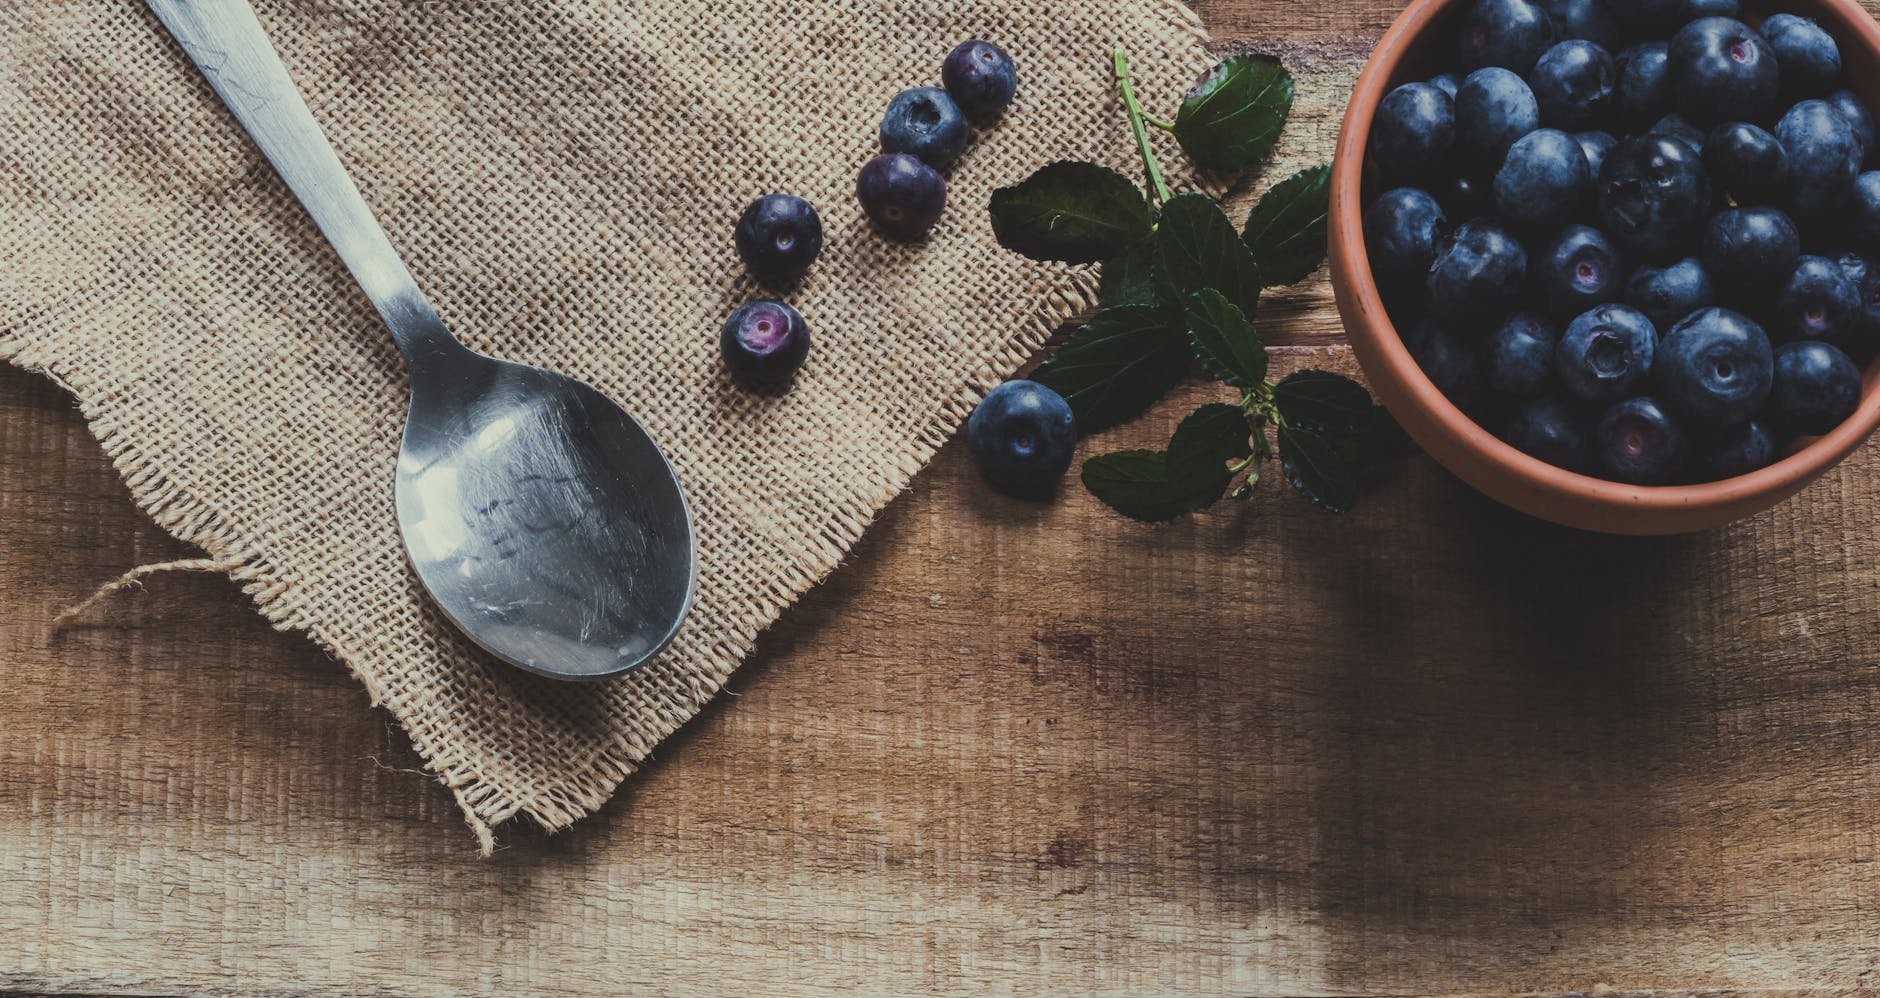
[{"left": 0, "top": 1, "right": 1215, "bottom": 850}]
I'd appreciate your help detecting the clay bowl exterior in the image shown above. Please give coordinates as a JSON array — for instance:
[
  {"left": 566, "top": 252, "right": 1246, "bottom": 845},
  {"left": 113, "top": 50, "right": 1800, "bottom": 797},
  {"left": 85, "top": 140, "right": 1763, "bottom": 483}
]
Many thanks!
[{"left": 1328, "top": 0, "right": 1880, "bottom": 534}]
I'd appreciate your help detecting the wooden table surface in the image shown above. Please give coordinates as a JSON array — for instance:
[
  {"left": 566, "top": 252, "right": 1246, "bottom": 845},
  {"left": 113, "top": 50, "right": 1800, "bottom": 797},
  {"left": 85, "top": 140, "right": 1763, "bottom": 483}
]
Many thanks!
[{"left": 9, "top": 2, "right": 1880, "bottom": 995}]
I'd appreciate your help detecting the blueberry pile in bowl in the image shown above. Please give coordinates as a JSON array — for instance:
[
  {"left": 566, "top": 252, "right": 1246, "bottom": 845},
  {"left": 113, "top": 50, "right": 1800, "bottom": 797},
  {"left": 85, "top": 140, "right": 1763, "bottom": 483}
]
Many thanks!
[{"left": 1363, "top": 0, "right": 1880, "bottom": 486}]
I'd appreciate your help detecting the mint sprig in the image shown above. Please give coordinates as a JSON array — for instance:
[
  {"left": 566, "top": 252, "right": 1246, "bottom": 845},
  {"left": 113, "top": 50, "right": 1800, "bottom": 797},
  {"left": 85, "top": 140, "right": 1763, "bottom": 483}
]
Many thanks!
[{"left": 991, "top": 50, "right": 1397, "bottom": 519}]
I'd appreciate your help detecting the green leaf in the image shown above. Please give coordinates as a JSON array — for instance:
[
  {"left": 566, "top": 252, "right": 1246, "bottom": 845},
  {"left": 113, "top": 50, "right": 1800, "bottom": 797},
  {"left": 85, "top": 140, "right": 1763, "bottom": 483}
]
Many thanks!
[
  {"left": 1080, "top": 450, "right": 1195, "bottom": 522},
  {"left": 1032, "top": 306, "right": 1190, "bottom": 435},
  {"left": 1155, "top": 193, "right": 1262, "bottom": 318},
  {"left": 1167, "top": 403, "right": 1254, "bottom": 491},
  {"left": 1278, "top": 423, "right": 1358, "bottom": 514},
  {"left": 1272, "top": 369, "right": 1373, "bottom": 432},
  {"left": 989, "top": 161, "right": 1153, "bottom": 264},
  {"left": 1184, "top": 289, "right": 1267, "bottom": 388},
  {"left": 1243, "top": 165, "right": 1331, "bottom": 286},
  {"left": 1082, "top": 406, "right": 1253, "bottom": 521},
  {"left": 1172, "top": 55, "right": 1294, "bottom": 173},
  {"left": 1098, "top": 239, "right": 1166, "bottom": 308}
]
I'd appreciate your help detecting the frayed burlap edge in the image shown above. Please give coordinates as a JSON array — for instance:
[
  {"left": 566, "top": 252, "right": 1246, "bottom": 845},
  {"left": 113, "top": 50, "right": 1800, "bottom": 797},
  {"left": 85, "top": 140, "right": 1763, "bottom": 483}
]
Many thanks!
[{"left": 3, "top": 0, "right": 1217, "bottom": 853}]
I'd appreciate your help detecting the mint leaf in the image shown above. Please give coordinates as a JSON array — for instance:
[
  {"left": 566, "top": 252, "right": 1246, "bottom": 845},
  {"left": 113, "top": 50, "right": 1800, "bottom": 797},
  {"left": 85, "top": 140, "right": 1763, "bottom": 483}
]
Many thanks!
[
  {"left": 1082, "top": 424, "right": 1244, "bottom": 522},
  {"left": 1155, "top": 193, "right": 1261, "bottom": 317},
  {"left": 1172, "top": 55, "right": 1294, "bottom": 172},
  {"left": 1185, "top": 289, "right": 1267, "bottom": 388},
  {"left": 1081, "top": 450, "right": 1196, "bottom": 522},
  {"left": 1278, "top": 423, "right": 1357, "bottom": 513},
  {"left": 1098, "top": 239, "right": 1165, "bottom": 308},
  {"left": 1243, "top": 165, "right": 1331, "bottom": 286},
  {"left": 1032, "top": 305, "right": 1189, "bottom": 435},
  {"left": 1167, "top": 403, "right": 1254, "bottom": 491},
  {"left": 990, "top": 161, "right": 1153, "bottom": 264},
  {"left": 1272, "top": 370, "right": 1372, "bottom": 432}
]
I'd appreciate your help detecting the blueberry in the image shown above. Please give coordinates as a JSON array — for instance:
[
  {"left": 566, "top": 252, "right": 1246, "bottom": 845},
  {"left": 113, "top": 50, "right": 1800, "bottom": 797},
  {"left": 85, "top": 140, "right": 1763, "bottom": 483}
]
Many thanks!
[
  {"left": 966, "top": 381, "right": 1076, "bottom": 497},
  {"left": 1703, "top": 122, "right": 1788, "bottom": 203},
  {"left": 1703, "top": 419, "right": 1777, "bottom": 477},
  {"left": 1616, "top": 42, "right": 1672, "bottom": 128},
  {"left": 1770, "top": 256, "right": 1859, "bottom": 346},
  {"left": 1364, "top": 188, "right": 1450, "bottom": 289},
  {"left": 1407, "top": 318, "right": 1488, "bottom": 407},
  {"left": 1575, "top": 129, "right": 1618, "bottom": 176},
  {"left": 1427, "top": 219, "right": 1529, "bottom": 329},
  {"left": 941, "top": 40, "right": 1018, "bottom": 121},
  {"left": 1655, "top": 306, "right": 1773, "bottom": 427},
  {"left": 1761, "top": 14, "right": 1841, "bottom": 100},
  {"left": 1701, "top": 206, "right": 1799, "bottom": 297},
  {"left": 1770, "top": 340, "right": 1862, "bottom": 434},
  {"left": 1597, "top": 135, "right": 1711, "bottom": 261},
  {"left": 1456, "top": 68, "right": 1542, "bottom": 163},
  {"left": 1625, "top": 257, "right": 1713, "bottom": 331},
  {"left": 1850, "top": 172, "right": 1880, "bottom": 253},
  {"left": 1539, "top": 0, "right": 1628, "bottom": 51},
  {"left": 857, "top": 152, "right": 947, "bottom": 241},
  {"left": 720, "top": 299, "right": 810, "bottom": 384},
  {"left": 1438, "top": 173, "right": 1497, "bottom": 220},
  {"left": 1494, "top": 128, "right": 1591, "bottom": 228},
  {"left": 1557, "top": 303, "right": 1658, "bottom": 404},
  {"left": 1537, "top": 224, "right": 1625, "bottom": 314},
  {"left": 879, "top": 87, "right": 969, "bottom": 170},
  {"left": 1776, "top": 99, "right": 1863, "bottom": 229},
  {"left": 1837, "top": 252, "right": 1880, "bottom": 354},
  {"left": 1488, "top": 311, "right": 1560, "bottom": 395},
  {"left": 1666, "top": 18, "right": 1777, "bottom": 126},
  {"left": 1825, "top": 89, "right": 1877, "bottom": 163},
  {"left": 1597, "top": 396, "right": 1689, "bottom": 485},
  {"left": 1459, "top": 0, "right": 1558, "bottom": 74},
  {"left": 1370, "top": 83, "right": 1456, "bottom": 187},
  {"left": 1529, "top": 40, "right": 1617, "bottom": 129},
  {"left": 1504, "top": 394, "right": 1593, "bottom": 470},
  {"left": 1430, "top": 72, "right": 1464, "bottom": 99},
  {"left": 733, "top": 194, "right": 823, "bottom": 283},
  {"left": 1649, "top": 112, "right": 1706, "bottom": 154}
]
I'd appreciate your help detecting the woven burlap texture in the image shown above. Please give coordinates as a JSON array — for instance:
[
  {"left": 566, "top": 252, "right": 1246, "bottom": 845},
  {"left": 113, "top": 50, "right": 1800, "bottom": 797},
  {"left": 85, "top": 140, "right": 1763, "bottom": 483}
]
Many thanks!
[{"left": 0, "top": 1, "right": 1214, "bottom": 850}]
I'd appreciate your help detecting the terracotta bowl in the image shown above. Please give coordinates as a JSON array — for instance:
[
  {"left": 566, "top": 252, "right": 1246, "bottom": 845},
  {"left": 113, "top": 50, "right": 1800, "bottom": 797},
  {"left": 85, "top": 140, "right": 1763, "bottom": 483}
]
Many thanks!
[{"left": 1329, "top": 0, "right": 1880, "bottom": 534}]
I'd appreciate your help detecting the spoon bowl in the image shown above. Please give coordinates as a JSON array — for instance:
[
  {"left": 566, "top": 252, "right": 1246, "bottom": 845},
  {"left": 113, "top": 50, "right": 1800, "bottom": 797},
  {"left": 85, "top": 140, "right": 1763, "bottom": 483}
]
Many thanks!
[
  {"left": 397, "top": 345, "right": 696, "bottom": 680},
  {"left": 148, "top": 0, "right": 698, "bottom": 679}
]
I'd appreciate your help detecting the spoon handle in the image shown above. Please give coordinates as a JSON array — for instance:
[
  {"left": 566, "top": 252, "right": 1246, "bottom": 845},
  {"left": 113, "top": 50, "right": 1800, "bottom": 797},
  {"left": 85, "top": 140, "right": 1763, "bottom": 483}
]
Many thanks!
[{"left": 145, "top": 0, "right": 458, "bottom": 365}]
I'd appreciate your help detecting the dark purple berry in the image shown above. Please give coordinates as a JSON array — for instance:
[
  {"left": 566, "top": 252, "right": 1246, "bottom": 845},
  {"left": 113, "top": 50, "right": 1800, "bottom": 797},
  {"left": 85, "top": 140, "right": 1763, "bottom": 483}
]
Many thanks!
[
  {"left": 734, "top": 194, "right": 823, "bottom": 283},
  {"left": 1459, "top": 0, "right": 1558, "bottom": 74},
  {"left": 1770, "top": 340, "right": 1862, "bottom": 434},
  {"left": 1655, "top": 306, "right": 1773, "bottom": 428},
  {"left": 721, "top": 300, "right": 810, "bottom": 383},
  {"left": 1666, "top": 17, "right": 1777, "bottom": 126},
  {"left": 1597, "top": 396, "right": 1689, "bottom": 485},
  {"left": 1770, "top": 256, "right": 1860, "bottom": 347},
  {"left": 1704, "top": 419, "right": 1777, "bottom": 477},
  {"left": 880, "top": 87, "right": 969, "bottom": 169},
  {"left": 967, "top": 381, "right": 1076, "bottom": 498},
  {"left": 1557, "top": 303, "right": 1657, "bottom": 404},
  {"left": 942, "top": 40, "right": 1018, "bottom": 120},
  {"left": 1505, "top": 394, "right": 1593, "bottom": 471},
  {"left": 1371, "top": 83, "right": 1456, "bottom": 188},
  {"left": 857, "top": 153, "right": 947, "bottom": 241}
]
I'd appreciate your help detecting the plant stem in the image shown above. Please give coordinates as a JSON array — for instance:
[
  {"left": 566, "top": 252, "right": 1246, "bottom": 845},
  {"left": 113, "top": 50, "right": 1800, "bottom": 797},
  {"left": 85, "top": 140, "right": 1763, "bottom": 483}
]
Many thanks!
[
  {"left": 1113, "top": 50, "right": 1174, "bottom": 205},
  {"left": 1142, "top": 112, "right": 1177, "bottom": 130}
]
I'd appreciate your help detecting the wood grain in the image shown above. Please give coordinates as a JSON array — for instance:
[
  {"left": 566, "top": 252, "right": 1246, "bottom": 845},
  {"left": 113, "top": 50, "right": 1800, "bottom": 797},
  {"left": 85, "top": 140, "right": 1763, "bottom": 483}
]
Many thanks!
[{"left": 7, "top": 2, "right": 1880, "bottom": 995}]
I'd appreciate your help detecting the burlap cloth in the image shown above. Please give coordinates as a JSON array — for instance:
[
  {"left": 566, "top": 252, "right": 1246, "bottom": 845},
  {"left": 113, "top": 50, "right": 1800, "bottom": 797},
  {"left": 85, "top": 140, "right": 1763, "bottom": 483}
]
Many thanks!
[{"left": 0, "top": 1, "right": 1216, "bottom": 850}]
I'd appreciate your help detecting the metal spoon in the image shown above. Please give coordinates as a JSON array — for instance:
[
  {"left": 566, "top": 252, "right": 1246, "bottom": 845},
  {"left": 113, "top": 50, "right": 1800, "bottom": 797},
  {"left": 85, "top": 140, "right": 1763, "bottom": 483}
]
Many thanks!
[{"left": 146, "top": 0, "right": 698, "bottom": 681}]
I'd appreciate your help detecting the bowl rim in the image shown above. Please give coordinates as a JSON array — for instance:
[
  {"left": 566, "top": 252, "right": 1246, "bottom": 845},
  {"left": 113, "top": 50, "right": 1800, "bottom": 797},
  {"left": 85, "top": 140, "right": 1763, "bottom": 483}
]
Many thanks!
[{"left": 1329, "top": 0, "right": 1880, "bottom": 533}]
